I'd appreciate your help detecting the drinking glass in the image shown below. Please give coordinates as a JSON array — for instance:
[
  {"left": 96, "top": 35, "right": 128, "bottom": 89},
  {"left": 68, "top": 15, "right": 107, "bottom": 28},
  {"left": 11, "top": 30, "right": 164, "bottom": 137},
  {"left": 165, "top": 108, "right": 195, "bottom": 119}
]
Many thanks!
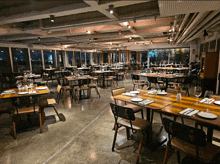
[
  {"left": 204, "top": 90, "right": 214, "bottom": 112},
  {"left": 194, "top": 86, "right": 202, "bottom": 105}
]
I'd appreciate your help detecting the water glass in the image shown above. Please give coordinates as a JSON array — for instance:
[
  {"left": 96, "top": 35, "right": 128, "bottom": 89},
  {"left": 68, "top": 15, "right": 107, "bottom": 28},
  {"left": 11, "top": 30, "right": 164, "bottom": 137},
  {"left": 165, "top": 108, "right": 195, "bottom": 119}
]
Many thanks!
[{"left": 194, "top": 86, "right": 202, "bottom": 105}]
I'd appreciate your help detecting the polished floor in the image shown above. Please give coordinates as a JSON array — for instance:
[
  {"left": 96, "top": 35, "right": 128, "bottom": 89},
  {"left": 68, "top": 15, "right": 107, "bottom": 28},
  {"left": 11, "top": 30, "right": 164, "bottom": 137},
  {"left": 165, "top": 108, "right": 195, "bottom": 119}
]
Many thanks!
[{"left": 0, "top": 72, "right": 220, "bottom": 164}]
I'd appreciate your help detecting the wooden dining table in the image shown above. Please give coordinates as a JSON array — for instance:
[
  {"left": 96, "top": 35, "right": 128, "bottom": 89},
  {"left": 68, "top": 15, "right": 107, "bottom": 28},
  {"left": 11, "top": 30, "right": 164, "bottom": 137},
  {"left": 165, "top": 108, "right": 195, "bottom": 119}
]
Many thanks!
[
  {"left": 113, "top": 89, "right": 220, "bottom": 143},
  {"left": 134, "top": 72, "right": 188, "bottom": 90}
]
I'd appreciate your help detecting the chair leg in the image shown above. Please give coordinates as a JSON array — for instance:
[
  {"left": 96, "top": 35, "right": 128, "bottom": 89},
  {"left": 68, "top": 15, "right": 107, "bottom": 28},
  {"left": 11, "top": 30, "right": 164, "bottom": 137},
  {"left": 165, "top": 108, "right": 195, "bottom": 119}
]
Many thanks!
[
  {"left": 95, "top": 87, "right": 100, "bottom": 97},
  {"left": 39, "top": 112, "right": 43, "bottom": 133},
  {"left": 132, "top": 84, "right": 135, "bottom": 91},
  {"left": 163, "top": 146, "right": 174, "bottom": 164},
  {"left": 89, "top": 89, "right": 92, "bottom": 101},
  {"left": 141, "top": 109, "right": 144, "bottom": 119},
  {"left": 53, "top": 105, "right": 61, "bottom": 121},
  {"left": 126, "top": 127, "right": 130, "bottom": 140},
  {"left": 181, "top": 117, "right": 184, "bottom": 124},
  {"left": 177, "top": 150, "right": 181, "bottom": 163},
  {"left": 112, "top": 124, "right": 118, "bottom": 151},
  {"left": 136, "top": 134, "right": 144, "bottom": 164}
]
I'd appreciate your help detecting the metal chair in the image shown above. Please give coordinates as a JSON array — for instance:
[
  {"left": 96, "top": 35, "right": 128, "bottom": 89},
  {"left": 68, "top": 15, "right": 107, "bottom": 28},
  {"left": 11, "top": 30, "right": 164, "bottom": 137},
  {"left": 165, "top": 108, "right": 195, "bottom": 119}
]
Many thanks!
[
  {"left": 162, "top": 118, "right": 220, "bottom": 164},
  {"left": 110, "top": 103, "right": 152, "bottom": 164}
]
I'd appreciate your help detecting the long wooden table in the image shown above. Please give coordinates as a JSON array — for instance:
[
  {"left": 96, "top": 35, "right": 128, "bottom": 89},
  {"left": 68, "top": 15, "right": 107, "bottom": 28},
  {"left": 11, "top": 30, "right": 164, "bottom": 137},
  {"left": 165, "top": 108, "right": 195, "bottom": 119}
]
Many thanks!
[
  {"left": 113, "top": 89, "right": 220, "bottom": 143},
  {"left": 134, "top": 72, "right": 188, "bottom": 90}
]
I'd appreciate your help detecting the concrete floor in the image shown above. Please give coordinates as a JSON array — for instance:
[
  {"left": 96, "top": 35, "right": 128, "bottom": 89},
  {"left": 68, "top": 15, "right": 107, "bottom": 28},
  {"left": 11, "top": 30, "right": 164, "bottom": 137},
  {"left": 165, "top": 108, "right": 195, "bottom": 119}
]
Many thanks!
[{"left": 0, "top": 72, "right": 220, "bottom": 164}]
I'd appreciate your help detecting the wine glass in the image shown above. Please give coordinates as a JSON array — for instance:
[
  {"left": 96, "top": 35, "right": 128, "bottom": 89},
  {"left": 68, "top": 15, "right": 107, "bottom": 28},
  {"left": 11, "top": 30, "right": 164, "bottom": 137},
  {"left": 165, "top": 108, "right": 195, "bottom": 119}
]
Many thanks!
[
  {"left": 204, "top": 90, "right": 214, "bottom": 112},
  {"left": 194, "top": 86, "right": 202, "bottom": 105}
]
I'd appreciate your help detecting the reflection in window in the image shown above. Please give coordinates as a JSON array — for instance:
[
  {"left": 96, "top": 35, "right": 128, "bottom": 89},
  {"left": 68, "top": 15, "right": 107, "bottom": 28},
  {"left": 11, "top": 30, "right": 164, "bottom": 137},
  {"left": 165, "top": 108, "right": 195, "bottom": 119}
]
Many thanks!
[
  {"left": 30, "top": 50, "right": 42, "bottom": 74},
  {"left": 12, "top": 48, "right": 30, "bottom": 73},
  {"left": 43, "top": 50, "right": 56, "bottom": 68},
  {"left": 75, "top": 51, "right": 80, "bottom": 67},
  {"left": 120, "top": 52, "right": 127, "bottom": 62},
  {"left": 0, "top": 47, "right": 11, "bottom": 75},
  {"left": 149, "top": 48, "right": 190, "bottom": 66},
  {"left": 67, "top": 51, "right": 73, "bottom": 66},
  {"left": 57, "top": 51, "right": 64, "bottom": 67},
  {"left": 103, "top": 53, "right": 108, "bottom": 63},
  {"left": 111, "top": 52, "right": 119, "bottom": 64},
  {"left": 97, "top": 53, "right": 100, "bottom": 64},
  {"left": 141, "top": 52, "right": 148, "bottom": 65},
  {"left": 81, "top": 52, "right": 85, "bottom": 66},
  {"left": 130, "top": 51, "right": 136, "bottom": 62},
  {"left": 86, "top": 52, "right": 90, "bottom": 66}
]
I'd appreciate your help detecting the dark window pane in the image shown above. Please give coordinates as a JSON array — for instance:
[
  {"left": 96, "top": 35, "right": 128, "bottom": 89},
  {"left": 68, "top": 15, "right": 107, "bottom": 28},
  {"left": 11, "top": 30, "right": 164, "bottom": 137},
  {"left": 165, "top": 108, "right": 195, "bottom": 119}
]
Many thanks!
[
  {"left": 141, "top": 53, "right": 147, "bottom": 65},
  {"left": 67, "top": 51, "right": 73, "bottom": 66},
  {"left": 30, "top": 50, "right": 43, "bottom": 74},
  {"left": 111, "top": 52, "right": 119, "bottom": 63},
  {"left": 81, "top": 52, "right": 85, "bottom": 66},
  {"left": 103, "top": 53, "right": 108, "bottom": 63},
  {"left": 120, "top": 52, "right": 127, "bottom": 62},
  {"left": 12, "top": 48, "right": 30, "bottom": 73},
  {"left": 130, "top": 51, "right": 136, "bottom": 62},
  {"left": 86, "top": 52, "right": 90, "bottom": 66},
  {"left": 57, "top": 51, "right": 64, "bottom": 67},
  {"left": 43, "top": 50, "right": 56, "bottom": 68},
  {"left": 0, "top": 47, "right": 11, "bottom": 75},
  {"left": 75, "top": 51, "right": 80, "bottom": 67}
]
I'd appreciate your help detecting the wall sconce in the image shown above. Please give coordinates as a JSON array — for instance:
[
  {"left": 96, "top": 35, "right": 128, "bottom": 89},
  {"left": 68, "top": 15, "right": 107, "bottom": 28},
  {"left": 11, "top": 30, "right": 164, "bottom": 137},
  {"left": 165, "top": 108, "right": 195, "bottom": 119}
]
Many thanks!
[
  {"left": 109, "top": 5, "right": 114, "bottom": 14},
  {"left": 50, "top": 15, "right": 55, "bottom": 22}
]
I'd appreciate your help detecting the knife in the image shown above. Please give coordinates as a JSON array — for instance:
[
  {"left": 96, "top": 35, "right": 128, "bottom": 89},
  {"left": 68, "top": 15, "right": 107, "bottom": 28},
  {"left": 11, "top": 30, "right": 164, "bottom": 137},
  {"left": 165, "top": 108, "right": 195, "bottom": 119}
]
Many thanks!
[{"left": 184, "top": 109, "right": 194, "bottom": 115}]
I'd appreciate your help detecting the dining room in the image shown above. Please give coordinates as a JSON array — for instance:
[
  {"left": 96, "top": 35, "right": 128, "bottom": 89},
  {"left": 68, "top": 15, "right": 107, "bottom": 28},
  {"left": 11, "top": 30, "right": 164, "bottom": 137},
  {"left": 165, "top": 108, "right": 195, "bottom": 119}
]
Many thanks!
[{"left": 0, "top": 1, "right": 220, "bottom": 164}]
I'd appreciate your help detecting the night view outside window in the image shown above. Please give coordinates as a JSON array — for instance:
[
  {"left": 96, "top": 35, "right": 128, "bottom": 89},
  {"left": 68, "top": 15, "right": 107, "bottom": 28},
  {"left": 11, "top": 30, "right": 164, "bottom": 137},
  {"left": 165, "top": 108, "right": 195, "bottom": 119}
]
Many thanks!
[
  {"left": 130, "top": 51, "right": 137, "bottom": 62},
  {"left": 120, "top": 52, "right": 127, "bottom": 62},
  {"left": 103, "top": 53, "right": 108, "bottom": 63},
  {"left": 81, "top": 52, "right": 85, "bottom": 66},
  {"left": 67, "top": 51, "right": 73, "bottom": 66},
  {"left": 30, "top": 50, "right": 42, "bottom": 74},
  {"left": 141, "top": 52, "right": 148, "bottom": 65},
  {"left": 111, "top": 52, "right": 119, "bottom": 63},
  {"left": 57, "top": 51, "right": 64, "bottom": 67},
  {"left": 75, "top": 51, "right": 80, "bottom": 67},
  {"left": 86, "top": 52, "right": 90, "bottom": 66},
  {"left": 0, "top": 47, "right": 11, "bottom": 75},
  {"left": 43, "top": 50, "right": 56, "bottom": 68},
  {"left": 11, "top": 48, "right": 30, "bottom": 73}
]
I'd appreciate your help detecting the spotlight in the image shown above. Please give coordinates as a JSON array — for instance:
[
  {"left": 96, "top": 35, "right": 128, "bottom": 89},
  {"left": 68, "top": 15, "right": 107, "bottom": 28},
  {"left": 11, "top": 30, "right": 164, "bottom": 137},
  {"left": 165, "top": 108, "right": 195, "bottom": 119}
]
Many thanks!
[
  {"left": 110, "top": 42, "right": 112, "bottom": 45},
  {"left": 127, "top": 25, "right": 131, "bottom": 28},
  {"left": 129, "top": 37, "right": 132, "bottom": 40},
  {"left": 109, "top": 5, "right": 114, "bottom": 14},
  {"left": 89, "top": 39, "right": 92, "bottom": 41},
  {"left": 38, "top": 37, "right": 40, "bottom": 41},
  {"left": 50, "top": 15, "right": 55, "bottom": 22},
  {"left": 118, "top": 30, "right": 121, "bottom": 35},
  {"left": 123, "top": 22, "right": 128, "bottom": 26},
  {"left": 86, "top": 30, "right": 91, "bottom": 34},
  {"left": 169, "top": 29, "right": 172, "bottom": 32},
  {"left": 203, "top": 30, "right": 208, "bottom": 37},
  {"left": 150, "top": 41, "right": 153, "bottom": 44}
]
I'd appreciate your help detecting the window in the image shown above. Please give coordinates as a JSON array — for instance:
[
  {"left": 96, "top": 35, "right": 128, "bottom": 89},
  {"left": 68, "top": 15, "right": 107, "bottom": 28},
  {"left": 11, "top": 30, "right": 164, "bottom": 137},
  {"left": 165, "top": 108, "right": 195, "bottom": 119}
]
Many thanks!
[
  {"left": 97, "top": 53, "right": 100, "bottom": 64},
  {"left": 57, "top": 51, "right": 64, "bottom": 67},
  {"left": 30, "top": 50, "right": 42, "bottom": 74},
  {"left": 75, "top": 51, "right": 80, "bottom": 67},
  {"left": 130, "top": 51, "right": 137, "bottom": 62},
  {"left": 111, "top": 52, "right": 119, "bottom": 63},
  {"left": 120, "top": 52, "right": 127, "bottom": 62},
  {"left": 86, "top": 52, "right": 90, "bottom": 66},
  {"left": 141, "top": 52, "right": 148, "bottom": 65},
  {"left": 11, "top": 48, "right": 29, "bottom": 73},
  {"left": 67, "top": 51, "right": 73, "bottom": 66},
  {"left": 0, "top": 47, "right": 11, "bottom": 75},
  {"left": 43, "top": 50, "right": 56, "bottom": 68},
  {"left": 103, "top": 53, "right": 108, "bottom": 63},
  {"left": 81, "top": 52, "right": 85, "bottom": 66},
  {"left": 149, "top": 48, "right": 190, "bottom": 66}
]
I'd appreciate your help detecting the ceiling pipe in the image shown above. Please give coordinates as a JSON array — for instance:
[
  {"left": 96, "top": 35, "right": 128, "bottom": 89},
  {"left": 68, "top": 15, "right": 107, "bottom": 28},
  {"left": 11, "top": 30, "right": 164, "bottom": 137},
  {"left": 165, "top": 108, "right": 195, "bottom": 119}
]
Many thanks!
[
  {"left": 176, "top": 11, "right": 209, "bottom": 45},
  {"left": 43, "top": 15, "right": 160, "bottom": 32},
  {"left": 174, "top": 13, "right": 190, "bottom": 42},
  {"left": 171, "top": 16, "right": 178, "bottom": 38},
  {"left": 186, "top": 15, "right": 220, "bottom": 42},
  {"left": 182, "top": 10, "right": 220, "bottom": 43}
]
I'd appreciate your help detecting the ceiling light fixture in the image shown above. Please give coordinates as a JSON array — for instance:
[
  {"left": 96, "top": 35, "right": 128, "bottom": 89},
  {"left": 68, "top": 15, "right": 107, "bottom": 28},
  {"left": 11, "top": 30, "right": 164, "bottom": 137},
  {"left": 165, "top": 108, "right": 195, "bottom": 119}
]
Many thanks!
[
  {"left": 110, "top": 42, "right": 112, "bottom": 45},
  {"left": 118, "top": 30, "right": 121, "bottom": 35},
  {"left": 150, "top": 41, "right": 153, "bottom": 44},
  {"left": 109, "top": 5, "right": 114, "bottom": 14},
  {"left": 38, "top": 37, "right": 41, "bottom": 41},
  {"left": 50, "top": 15, "right": 55, "bottom": 22},
  {"left": 127, "top": 25, "right": 131, "bottom": 28},
  {"left": 129, "top": 37, "right": 132, "bottom": 40},
  {"left": 89, "top": 39, "right": 92, "bottom": 41},
  {"left": 86, "top": 30, "right": 91, "bottom": 34},
  {"left": 123, "top": 22, "right": 128, "bottom": 26}
]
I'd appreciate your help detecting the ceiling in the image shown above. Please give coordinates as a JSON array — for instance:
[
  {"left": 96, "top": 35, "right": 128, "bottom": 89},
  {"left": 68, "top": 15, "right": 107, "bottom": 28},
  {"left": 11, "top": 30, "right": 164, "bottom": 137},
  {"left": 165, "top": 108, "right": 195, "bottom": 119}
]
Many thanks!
[{"left": 0, "top": 0, "right": 219, "bottom": 51}]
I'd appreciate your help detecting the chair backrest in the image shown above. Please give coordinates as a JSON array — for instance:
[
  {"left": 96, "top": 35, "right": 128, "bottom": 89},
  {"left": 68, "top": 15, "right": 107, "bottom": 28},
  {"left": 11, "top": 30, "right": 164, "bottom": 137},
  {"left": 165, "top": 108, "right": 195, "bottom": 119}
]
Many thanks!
[
  {"left": 131, "top": 74, "right": 139, "bottom": 82},
  {"left": 111, "top": 87, "right": 126, "bottom": 97},
  {"left": 162, "top": 118, "right": 207, "bottom": 147},
  {"left": 57, "top": 85, "right": 61, "bottom": 93}
]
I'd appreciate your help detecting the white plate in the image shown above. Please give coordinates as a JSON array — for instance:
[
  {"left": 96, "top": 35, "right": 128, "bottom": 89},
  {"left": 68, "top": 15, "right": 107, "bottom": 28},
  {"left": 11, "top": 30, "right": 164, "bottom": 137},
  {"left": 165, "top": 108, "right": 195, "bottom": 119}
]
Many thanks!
[
  {"left": 36, "top": 87, "right": 47, "bottom": 90},
  {"left": 157, "top": 92, "right": 167, "bottom": 95},
  {"left": 4, "top": 90, "right": 15, "bottom": 93},
  {"left": 214, "top": 101, "right": 220, "bottom": 105},
  {"left": 130, "top": 91, "right": 140, "bottom": 94},
  {"left": 197, "top": 112, "right": 217, "bottom": 119},
  {"left": 18, "top": 92, "right": 28, "bottom": 95},
  {"left": 131, "top": 98, "right": 143, "bottom": 102}
]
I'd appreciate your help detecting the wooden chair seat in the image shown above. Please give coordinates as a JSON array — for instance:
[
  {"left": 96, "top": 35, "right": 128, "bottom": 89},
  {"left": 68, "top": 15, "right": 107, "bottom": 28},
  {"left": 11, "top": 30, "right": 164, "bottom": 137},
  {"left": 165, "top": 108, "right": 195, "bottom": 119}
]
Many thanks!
[
  {"left": 14, "top": 106, "right": 39, "bottom": 115},
  {"left": 88, "top": 83, "right": 97, "bottom": 88},
  {"left": 61, "top": 85, "right": 72, "bottom": 90},
  {"left": 118, "top": 117, "right": 151, "bottom": 131},
  {"left": 171, "top": 137, "right": 220, "bottom": 163},
  {"left": 124, "top": 104, "right": 142, "bottom": 112},
  {"left": 47, "top": 98, "right": 56, "bottom": 105}
]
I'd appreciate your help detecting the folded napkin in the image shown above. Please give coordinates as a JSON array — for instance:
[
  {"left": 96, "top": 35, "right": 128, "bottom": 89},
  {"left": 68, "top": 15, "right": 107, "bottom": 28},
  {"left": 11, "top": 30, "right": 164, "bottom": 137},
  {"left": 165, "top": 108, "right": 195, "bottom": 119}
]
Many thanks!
[
  {"left": 147, "top": 90, "right": 157, "bottom": 94},
  {"left": 122, "top": 93, "right": 136, "bottom": 97},
  {"left": 179, "top": 108, "right": 199, "bottom": 116},
  {"left": 36, "top": 87, "right": 47, "bottom": 90},
  {"left": 1, "top": 91, "right": 16, "bottom": 95},
  {"left": 29, "top": 91, "right": 36, "bottom": 94},
  {"left": 138, "top": 99, "right": 155, "bottom": 105},
  {"left": 199, "top": 98, "right": 214, "bottom": 104}
]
